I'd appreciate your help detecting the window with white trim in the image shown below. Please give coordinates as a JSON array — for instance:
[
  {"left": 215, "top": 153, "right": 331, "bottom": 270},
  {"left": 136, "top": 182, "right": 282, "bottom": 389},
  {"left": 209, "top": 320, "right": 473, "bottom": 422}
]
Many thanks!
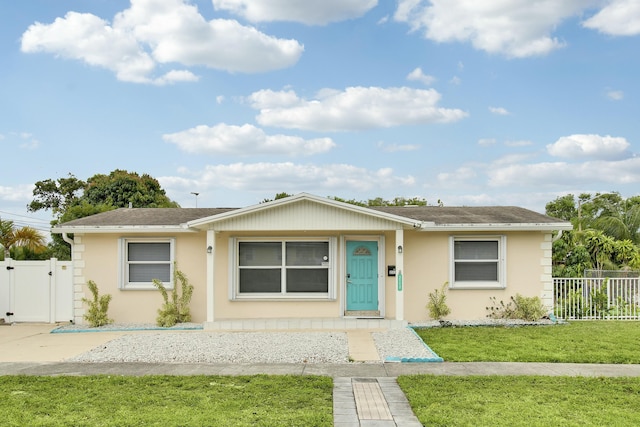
[
  {"left": 450, "top": 236, "right": 506, "bottom": 288},
  {"left": 232, "top": 238, "right": 335, "bottom": 299},
  {"left": 120, "top": 238, "right": 175, "bottom": 290}
]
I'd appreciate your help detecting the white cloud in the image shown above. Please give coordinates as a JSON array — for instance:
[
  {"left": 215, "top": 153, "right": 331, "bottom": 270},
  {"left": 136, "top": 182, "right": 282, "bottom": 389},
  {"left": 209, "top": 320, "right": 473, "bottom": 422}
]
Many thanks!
[
  {"left": 21, "top": 0, "right": 303, "bottom": 84},
  {"left": 377, "top": 141, "right": 420, "bottom": 152},
  {"left": 250, "top": 86, "right": 468, "bottom": 131},
  {"left": 406, "top": 67, "right": 436, "bottom": 85},
  {"left": 394, "top": 0, "right": 593, "bottom": 57},
  {"left": 436, "top": 167, "right": 477, "bottom": 187},
  {"left": 212, "top": 0, "right": 377, "bottom": 25},
  {"left": 489, "top": 106, "right": 510, "bottom": 115},
  {"left": 488, "top": 157, "right": 640, "bottom": 188},
  {"left": 606, "top": 90, "right": 624, "bottom": 100},
  {"left": 449, "top": 76, "right": 462, "bottom": 85},
  {"left": 163, "top": 123, "right": 335, "bottom": 156},
  {"left": 0, "top": 184, "right": 35, "bottom": 202},
  {"left": 161, "top": 162, "right": 415, "bottom": 194},
  {"left": 547, "top": 134, "right": 631, "bottom": 160},
  {"left": 583, "top": 0, "right": 640, "bottom": 36}
]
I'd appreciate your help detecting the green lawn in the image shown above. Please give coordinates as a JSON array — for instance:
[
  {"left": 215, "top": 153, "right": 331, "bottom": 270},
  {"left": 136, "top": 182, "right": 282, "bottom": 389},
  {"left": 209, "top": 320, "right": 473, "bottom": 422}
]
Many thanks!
[
  {"left": 398, "top": 375, "right": 640, "bottom": 427},
  {"left": 414, "top": 321, "right": 640, "bottom": 363},
  {"left": 1, "top": 375, "right": 332, "bottom": 427}
]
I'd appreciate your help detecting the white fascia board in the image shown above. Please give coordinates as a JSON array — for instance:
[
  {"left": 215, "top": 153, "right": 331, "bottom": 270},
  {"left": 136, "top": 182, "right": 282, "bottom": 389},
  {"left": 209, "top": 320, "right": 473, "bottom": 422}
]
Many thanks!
[
  {"left": 417, "top": 222, "right": 573, "bottom": 232},
  {"left": 51, "top": 225, "right": 197, "bottom": 234}
]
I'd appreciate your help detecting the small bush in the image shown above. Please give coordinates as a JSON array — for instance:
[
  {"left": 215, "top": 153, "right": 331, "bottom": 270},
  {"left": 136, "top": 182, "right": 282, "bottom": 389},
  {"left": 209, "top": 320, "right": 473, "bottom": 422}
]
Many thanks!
[
  {"left": 487, "top": 294, "right": 547, "bottom": 321},
  {"left": 154, "top": 266, "right": 193, "bottom": 327},
  {"left": 427, "top": 282, "right": 451, "bottom": 320},
  {"left": 82, "top": 280, "right": 113, "bottom": 327}
]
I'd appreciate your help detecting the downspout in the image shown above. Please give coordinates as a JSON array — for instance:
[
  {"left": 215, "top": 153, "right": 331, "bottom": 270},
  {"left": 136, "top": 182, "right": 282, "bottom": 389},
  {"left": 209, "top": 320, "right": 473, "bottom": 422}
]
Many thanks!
[{"left": 62, "top": 233, "right": 74, "bottom": 250}]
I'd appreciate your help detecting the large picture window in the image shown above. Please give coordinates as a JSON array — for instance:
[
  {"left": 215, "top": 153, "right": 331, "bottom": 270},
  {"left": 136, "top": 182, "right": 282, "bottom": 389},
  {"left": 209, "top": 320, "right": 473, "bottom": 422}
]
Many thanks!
[
  {"left": 450, "top": 236, "right": 506, "bottom": 289},
  {"left": 120, "top": 238, "right": 174, "bottom": 290},
  {"left": 234, "top": 238, "right": 335, "bottom": 298}
]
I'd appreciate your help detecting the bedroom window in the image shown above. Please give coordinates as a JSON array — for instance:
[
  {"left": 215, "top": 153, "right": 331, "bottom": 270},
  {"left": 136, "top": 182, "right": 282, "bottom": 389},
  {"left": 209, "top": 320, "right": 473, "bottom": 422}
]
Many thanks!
[
  {"left": 233, "top": 238, "right": 335, "bottom": 299},
  {"left": 450, "top": 236, "right": 506, "bottom": 289},
  {"left": 120, "top": 238, "right": 175, "bottom": 290}
]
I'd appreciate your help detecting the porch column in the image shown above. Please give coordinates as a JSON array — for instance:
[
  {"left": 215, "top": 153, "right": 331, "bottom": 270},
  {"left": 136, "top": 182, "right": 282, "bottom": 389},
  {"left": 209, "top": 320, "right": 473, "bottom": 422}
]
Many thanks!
[
  {"left": 206, "top": 229, "right": 215, "bottom": 322},
  {"left": 395, "top": 228, "right": 404, "bottom": 320}
]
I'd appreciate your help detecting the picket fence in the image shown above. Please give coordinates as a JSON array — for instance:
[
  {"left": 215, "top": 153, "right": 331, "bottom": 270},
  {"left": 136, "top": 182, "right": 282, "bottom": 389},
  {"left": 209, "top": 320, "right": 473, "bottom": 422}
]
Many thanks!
[{"left": 554, "top": 277, "right": 640, "bottom": 320}]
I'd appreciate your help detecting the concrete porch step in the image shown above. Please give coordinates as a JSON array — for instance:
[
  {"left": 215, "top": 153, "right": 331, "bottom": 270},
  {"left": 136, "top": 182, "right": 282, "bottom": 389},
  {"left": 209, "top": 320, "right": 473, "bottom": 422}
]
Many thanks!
[
  {"left": 203, "top": 318, "right": 408, "bottom": 331},
  {"left": 344, "top": 310, "right": 380, "bottom": 317}
]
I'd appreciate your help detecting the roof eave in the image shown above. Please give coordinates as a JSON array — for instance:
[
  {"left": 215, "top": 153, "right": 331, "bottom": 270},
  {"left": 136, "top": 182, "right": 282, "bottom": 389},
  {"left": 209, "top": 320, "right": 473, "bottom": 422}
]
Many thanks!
[
  {"left": 51, "top": 225, "right": 197, "bottom": 234},
  {"left": 418, "top": 222, "right": 573, "bottom": 232}
]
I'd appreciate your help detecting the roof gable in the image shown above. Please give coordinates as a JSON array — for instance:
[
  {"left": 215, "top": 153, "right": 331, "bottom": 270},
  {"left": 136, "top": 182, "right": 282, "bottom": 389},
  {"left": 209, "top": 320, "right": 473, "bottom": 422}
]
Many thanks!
[{"left": 188, "top": 193, "right": 416, "bottom": 231}]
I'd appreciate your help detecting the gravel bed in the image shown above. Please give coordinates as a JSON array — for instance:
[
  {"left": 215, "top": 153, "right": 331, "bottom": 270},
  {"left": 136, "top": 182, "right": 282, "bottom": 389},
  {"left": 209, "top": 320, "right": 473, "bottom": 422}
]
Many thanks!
[
  {"left": 372, "top": 329, "right": 440, "bottom": 361},
  {"left": 67, "top": 331, "right": 351, "bottom": 364},
  {"left": 60, "top": 319, "right": 559, "bottom": 364}
]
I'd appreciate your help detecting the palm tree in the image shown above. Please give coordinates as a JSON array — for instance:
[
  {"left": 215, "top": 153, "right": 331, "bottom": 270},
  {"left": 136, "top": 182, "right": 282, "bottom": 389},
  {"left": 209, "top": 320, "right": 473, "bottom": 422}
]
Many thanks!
[
  {"left": 593, "top": 199, "right": 640, "bottom": 244},
  {"left": 0, "top": 219, "right": 47, "bottom": 259}
]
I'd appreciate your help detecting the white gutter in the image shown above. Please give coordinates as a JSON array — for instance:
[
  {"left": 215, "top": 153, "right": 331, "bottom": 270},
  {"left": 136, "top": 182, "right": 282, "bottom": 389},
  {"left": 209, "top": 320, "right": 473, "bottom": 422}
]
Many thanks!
[
  {"left": 416, "top": 222, "right": 573, "bottom": 232},
  {"left": 51, "top": 225, "right": 198, "bottom": 234}
]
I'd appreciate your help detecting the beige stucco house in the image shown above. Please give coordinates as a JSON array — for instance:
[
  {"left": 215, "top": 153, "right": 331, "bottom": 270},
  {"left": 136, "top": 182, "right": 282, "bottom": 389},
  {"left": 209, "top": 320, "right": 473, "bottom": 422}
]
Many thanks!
[{"left": 52, "top": 193, "right": 572, "bottom": 328}]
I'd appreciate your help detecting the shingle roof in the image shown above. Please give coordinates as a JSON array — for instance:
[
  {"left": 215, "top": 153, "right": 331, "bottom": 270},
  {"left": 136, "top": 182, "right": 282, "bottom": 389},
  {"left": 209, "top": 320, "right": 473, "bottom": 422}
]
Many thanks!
[
  {"left": 56, "top": 208, "right": 237, "bottom": 227},
  {"left": 54, "top": 204, "right": 563, "bottom": 229},
  {"left": 370, "top": 206, "right": 562, "bottom": 225}
]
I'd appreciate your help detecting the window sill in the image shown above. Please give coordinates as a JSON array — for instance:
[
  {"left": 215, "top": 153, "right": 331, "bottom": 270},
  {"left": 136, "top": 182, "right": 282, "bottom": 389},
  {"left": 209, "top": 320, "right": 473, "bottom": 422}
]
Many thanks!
[{"left": 232, "top": 296, "right": 335, "bottom": 302}]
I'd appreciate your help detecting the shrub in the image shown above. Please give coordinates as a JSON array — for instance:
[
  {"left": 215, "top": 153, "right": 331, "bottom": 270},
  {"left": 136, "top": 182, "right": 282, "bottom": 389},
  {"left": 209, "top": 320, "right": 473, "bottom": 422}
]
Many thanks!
[
  {"left": 427, "top": 282, "right": 451, "bottom": 320},
  {"left": 82, "top": 280, "right": 113, "bottom": 327},
  {"left": 154, "top": 266, "right": 193, "bottom": 327},
  {"left": 487, "top": 294, "right": 547, "bottom": 321}
]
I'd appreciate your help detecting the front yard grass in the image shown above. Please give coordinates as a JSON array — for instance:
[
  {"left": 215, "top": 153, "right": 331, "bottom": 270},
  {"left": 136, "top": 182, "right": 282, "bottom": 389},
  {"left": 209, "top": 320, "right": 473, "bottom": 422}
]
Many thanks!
[
  {"left": 414, "top": 321, "right": 640, "bottom": 363},
  {"left": 398, "top": 375, "right": 640, "bottom": 427},
  {"left": 1, "top": 375, "right": 332, "bottom": 427}
]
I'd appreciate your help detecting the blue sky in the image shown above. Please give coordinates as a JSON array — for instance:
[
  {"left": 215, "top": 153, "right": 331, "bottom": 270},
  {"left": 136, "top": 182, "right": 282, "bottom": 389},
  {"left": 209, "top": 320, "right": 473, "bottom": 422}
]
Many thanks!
[{"left": 1, "top": 0, "right": 639, "bottom": 233}]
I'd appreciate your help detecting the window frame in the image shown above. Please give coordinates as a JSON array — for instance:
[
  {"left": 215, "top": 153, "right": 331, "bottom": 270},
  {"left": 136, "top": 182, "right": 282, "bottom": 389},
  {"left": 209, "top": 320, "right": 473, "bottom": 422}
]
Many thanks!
[
  {"left": 449, "top": 235, "right": 506, "bottom": 289},
  {"left": 230, "top": 237, "right": 336, "bottom": 300},
  {"left": 119, "top": 237, "right": 175, "bottom": 290}
]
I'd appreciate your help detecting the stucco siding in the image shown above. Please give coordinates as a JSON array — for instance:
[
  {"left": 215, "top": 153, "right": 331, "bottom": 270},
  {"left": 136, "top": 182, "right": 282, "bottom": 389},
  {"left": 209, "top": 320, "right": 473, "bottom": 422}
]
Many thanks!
[
  {"left": 402, "top": 231, "right": 550, "bottom": 322},
  {"left": 77, "top": 233, "right": 208, "bottom": 324}
]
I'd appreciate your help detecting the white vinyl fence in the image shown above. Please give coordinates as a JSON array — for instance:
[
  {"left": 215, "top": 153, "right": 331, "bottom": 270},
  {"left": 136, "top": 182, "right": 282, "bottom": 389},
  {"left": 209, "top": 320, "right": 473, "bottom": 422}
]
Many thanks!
[
  {"left": 554, "top": 277, "right": 640, "bottom": 320},
  {"left": 0, "top": 258, "right": 73, "bottom": 323}
]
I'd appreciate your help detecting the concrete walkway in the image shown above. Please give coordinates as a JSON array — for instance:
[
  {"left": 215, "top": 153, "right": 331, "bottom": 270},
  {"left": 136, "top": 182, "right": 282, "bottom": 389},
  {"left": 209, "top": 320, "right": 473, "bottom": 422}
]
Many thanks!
[{"left": 3, "top": 324, "right": 640, "bottom": 427}]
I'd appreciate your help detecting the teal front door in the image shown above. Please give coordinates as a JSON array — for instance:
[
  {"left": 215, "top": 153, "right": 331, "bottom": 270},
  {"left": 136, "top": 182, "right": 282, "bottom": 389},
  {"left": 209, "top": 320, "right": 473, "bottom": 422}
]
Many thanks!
[{"left": 346, "top": 240, "right": 379, "bottom": 311}]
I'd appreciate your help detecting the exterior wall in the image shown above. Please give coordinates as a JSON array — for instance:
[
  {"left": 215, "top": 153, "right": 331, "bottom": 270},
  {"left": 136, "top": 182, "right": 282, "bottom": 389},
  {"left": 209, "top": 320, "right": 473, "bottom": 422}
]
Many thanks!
[
  {"left": 75, "top": 232, "right": 208, "bottom": 324},
  {"left": 72, "top": 227, "right": 552, "bottom": 324},
  {"left": 402, "top": 231, "right": 551, "bottom": 322}
]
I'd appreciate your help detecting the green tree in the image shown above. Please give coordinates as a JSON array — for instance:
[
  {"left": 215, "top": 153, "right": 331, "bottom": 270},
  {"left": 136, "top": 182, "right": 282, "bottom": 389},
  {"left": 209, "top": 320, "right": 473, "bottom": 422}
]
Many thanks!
[
  {"left": 28, "top": 174, "right": 86, "bottom": 218},
  {"left": 84, "top": 170, "right": 179, "bottom": 208},
  {"left": 28, "top": 170, "right": 180, "bottom": 260},
  {"left": 547, "top": 192, "right": 640, "bottom": 276}
]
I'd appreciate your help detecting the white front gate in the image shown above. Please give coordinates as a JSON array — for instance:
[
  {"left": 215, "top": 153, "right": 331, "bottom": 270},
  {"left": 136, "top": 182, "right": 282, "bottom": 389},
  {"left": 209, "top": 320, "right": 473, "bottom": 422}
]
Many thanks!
[{"left": 0, "top": 258, "right": 73, "bottom": 323}]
